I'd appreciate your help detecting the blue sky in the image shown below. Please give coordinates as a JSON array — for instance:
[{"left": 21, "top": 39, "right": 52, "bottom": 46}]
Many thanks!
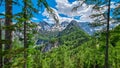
[
  {"left": 32, "top": 0, "right": 76, "bottom": 23},
  {"left": 0, "top": 0, "right": 119, "bottom": 23}
]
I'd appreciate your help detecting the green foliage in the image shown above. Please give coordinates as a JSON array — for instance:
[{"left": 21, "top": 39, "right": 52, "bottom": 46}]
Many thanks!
[
  {"left": 59, "top": 25, "right": 90, "bottom": 46},
  {"left": 1, "top": 22, "right": 120, "bottom": 68},
  {"left": 24, "top": 25, "right": 120, "bottom": 68},
  {"left": 1, "top": 0, "right": 120, "bottom": 68},
  {"left": 1, "top": 22, "right": 119, "bottom": 68}
]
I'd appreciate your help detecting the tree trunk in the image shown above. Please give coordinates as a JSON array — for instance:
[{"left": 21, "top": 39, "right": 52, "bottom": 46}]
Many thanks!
[
  {"left": 23, "top": 0, "right": 27, "bottom": 68},
  {"left": 105, "top": 0, "right": 111, "bottom": 68},
  {"left": 0, "top": 19, "right": 3, "bottom": 68},
  {"left": 115, "top": 50, "right": 117, "bottom": 68},
  {"left": 4, "top": 0, "right": 12, "bottom": 67}
]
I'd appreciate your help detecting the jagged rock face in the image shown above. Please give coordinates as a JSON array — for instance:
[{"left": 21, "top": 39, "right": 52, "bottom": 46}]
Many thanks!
[
  {"left": 38, "top": 21, "right": 52, "bottom": 31},
  {"left": 66, "top": 20, "right": 79, "bottom": 29},
  {"left": 61, "top": 21, "right": 69, "bottom": 28},
  {"left": 37, "top": 21, "right": 69, "bottom": 32},
  {"left": 36, "top": 39, "right": 48, "bottom": 45},
  {"left": 41, "top": 41, "right": 59, "bottom": 52},
  {"left": 37, "top": 20, "right": 96, "bottom": 34}
]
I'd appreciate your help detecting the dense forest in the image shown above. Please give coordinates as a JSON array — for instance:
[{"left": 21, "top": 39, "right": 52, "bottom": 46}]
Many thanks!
[{"left": 0, "top": 0, "right": 120, "bottom": 68}]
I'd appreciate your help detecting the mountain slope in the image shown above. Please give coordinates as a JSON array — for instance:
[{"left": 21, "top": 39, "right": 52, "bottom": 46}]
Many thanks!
[
  {"left": 36, "top": 24, "right": 120, "bottom": 68},
  {"left": 37, "top": 20, "right": 90, "bottom": 52},
  {"left": 58, "top": 20, "right": 90, "bottom": 46}
]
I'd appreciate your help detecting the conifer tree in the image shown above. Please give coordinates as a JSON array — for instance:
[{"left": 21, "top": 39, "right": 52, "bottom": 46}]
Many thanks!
[
  {"left": 4, "top": 0, "right": 13, "bottom": 67},
  {"left": 0, "top": 18, "right": 2, "bottom": 68},
  {"left": 23, "top": 0, "right": 27, "bottom": 68},
  {"left": 72, "top": 0, "right": 111, "bottom": 67}
]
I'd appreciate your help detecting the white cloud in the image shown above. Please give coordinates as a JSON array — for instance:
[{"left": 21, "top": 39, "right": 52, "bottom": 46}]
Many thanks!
[
  {"left": 42, "top": 7, "right": 73, "bottom": 24},
  {"left": 79, "top": 15, "right": 93, "bottom": 22},
  {"left": 42, "top": 0, "right": 108, "bottom": 23},
  {"left": 56, "top": 0, "right": 110, "bottom": 22},
  {"left": 111, "top": 2, "right": 119, "bottom": 8},
  {"left": 56, "top": 0, "right": 81, "bottom": 17},
  {"left": 42, "top": 7, "right": 60, "bottom": 24},
  {"left": 32, "top": 17, "right": 39, "bottom": 21},
  {"left": 55, "top": 0, "right": 96, "bottom": 22}
]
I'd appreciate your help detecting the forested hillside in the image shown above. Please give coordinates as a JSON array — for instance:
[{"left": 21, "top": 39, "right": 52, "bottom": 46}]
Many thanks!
[
  {"left": 32, "top": 24, "right": 120, "bottom": 68},
  {"left": 0, "top": 0, "right": 120, "bottom": 68}
]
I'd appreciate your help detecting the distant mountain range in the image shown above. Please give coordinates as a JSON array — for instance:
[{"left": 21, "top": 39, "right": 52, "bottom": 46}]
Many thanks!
[
  {"left": 36, "top": 20, "right": 120, "bottom": 50},
  {"left": 37, "top": 20, "right": 120, "bottom": 35},
  {"left": 36, "top": 20, "right": 90, "bottom": 52},
  {"left": 1, "top": 18, "right": 119, "bottom": 52},
  {"left": 1, "top": 18, "right": 119, "bottom": 35}
]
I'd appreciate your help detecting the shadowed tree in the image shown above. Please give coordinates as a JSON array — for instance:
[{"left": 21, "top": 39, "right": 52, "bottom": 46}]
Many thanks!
[
  {"left": 105, "top": 0, "right": 110, "bottom": 68},
  {"left": 0, "top": 1, "right": 4, "bottom": 67},
  {"left": 23, "top": 0, "right": 27, "bottom": 68},
  {"left": 0, "top": 18, "right": 2, "bottom": 68},
  {"left": 0, "top": 0, "right": 58, "bottom": 67},
  {"left": 21, "top": 0, "right": 59, "bottom": 68},
  {"left": 72, "top": 0, "right": 111, "bottom": 68},
  {"left": 4, "top": 0, "right": 13, "bottom": 67}
]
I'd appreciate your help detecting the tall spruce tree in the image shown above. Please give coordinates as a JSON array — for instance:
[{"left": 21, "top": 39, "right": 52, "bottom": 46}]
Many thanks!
[
  {"left": 0, "top": 5, "right": 3, "bottom": 68},
  {"left": 23, "top": 0, "right": 27, "bottom": 68},
  {"left": 4, "top": 0, "right": 13, "bottom": 67},
  {"left": 21, "top": 0, "right": 58, "bottom": 67},
  {"left": 72, "top": 0, "right": 111, "bottom": 68},
  {"left": 105, "top": 0, "right": 110, "bottom": 68},
  {"left": 0, "top": 0, "right": 58, "bottom": 67},
  {"left": 0, "top": 18, "right": 2, "bottom": 68}
]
